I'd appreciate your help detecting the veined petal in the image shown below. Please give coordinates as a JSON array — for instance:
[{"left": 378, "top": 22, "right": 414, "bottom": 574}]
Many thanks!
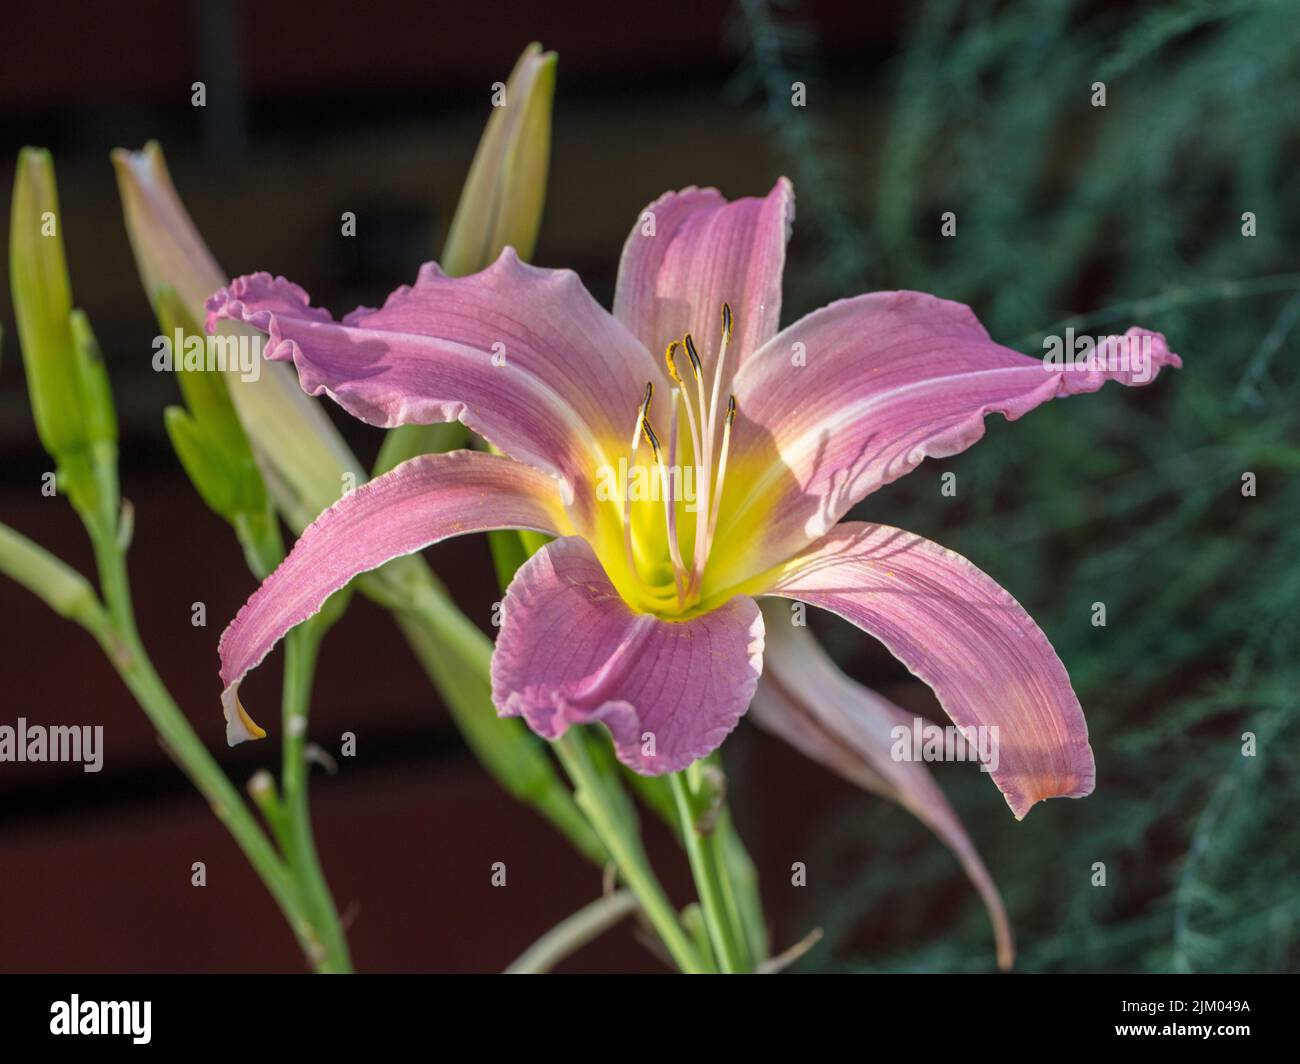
[
  {"left": 219, "top": 450, "right": 570, "bottom": 745},
  {"left": 721, "top": 292, "right": 1180, "bottom": 579},
  {"left": 751, "top": 605, "right": 1013, "bottom": 969},
  {"left": 760, "top": 522, "right": 1095, "bottom": 820},
  {"left": 206, "top": 250, "right": 663, "bottom": 523},
  {"left": 492, "top": 536, "right": 764, "bottom": 773},
  {"left": 613, "top": 179, "right": 794, "bottom": 376}
]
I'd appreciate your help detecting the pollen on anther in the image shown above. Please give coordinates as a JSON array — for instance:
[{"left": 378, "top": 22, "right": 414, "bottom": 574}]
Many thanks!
[{"left": 664, "top": 341, "right": 683, "bottom": 384}]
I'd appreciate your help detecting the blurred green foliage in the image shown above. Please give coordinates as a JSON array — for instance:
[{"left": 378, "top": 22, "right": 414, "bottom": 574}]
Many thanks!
[{"left": 735, "top": 0, "right": 1300, "bottom": 972}]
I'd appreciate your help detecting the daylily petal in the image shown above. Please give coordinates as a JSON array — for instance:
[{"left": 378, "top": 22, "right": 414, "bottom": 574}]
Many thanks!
[
  {"left": 206, "top": 251, "right": 663, "bottom": 525},
  {"left": 492, "top": 536, "right": 764, "bottom": 773},
  {"left": 613, "top": 179, "right": 794, "bottom": 376},
  {"left": 721, "top": 292, "right": 1180, "bottom": 580},
  {"left": 751, "top": 605, "right": 1013, "bottom": 969},
  {"left": 760, "top": 522, "right": 1095, "bottom": 819},
  {"left": 219, "top": 450, "right": 570, "bottom": 745}
]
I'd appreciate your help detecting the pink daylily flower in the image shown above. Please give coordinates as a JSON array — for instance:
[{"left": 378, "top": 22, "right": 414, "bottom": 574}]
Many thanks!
[{"left": 208, "top": 179, "right": 1179, "bottom": 833}]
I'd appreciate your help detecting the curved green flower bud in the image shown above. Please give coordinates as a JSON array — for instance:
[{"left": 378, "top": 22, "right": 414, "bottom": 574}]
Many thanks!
[
  {"left": 11, "top": 149, "right": 120, "bottom": 527},
  {"left": 440, "top": 42, "right": 557, "bottom": 277},
  {"left": 69, "top": 310, "right": 117, "bottom": 448},
  {"left": 112, "top": 141, "right": 364, "bottom": 533},
  {"left": 10, "top": 148, "right": 82, "bottom": 458}
]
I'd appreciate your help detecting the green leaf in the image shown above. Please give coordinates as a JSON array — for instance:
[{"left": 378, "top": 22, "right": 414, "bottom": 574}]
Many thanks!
[
  {"left": 164, "top": 406, "right": 239, "bottom": 518},
  {"left": 154, "top": 284, "right": 281, "bottom": 572}
]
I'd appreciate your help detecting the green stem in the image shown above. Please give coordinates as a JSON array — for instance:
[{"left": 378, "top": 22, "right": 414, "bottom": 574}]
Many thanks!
[
  {"left": 624, "top": 768, "right": 768, "bottom": 965},
  {"left": 669, "top": 771, "right": 745, "bottom": 973},
  {"left": 554, "top": 733, "right": 707, "bottom": 973},
  {"left": 505, "top": 889, "right": 638, "bottom": 974},
  {"left": 280, "top": 619, "right": 353, "bottom": 973},
  {"left": 359, "top": 557, "right": 606, "bottom": 864},
  {"left": 84, "top": 535, "right": 324, "bottom": 966},
  {"left": 717, "top": 809, "right": 767, "bottom": 964}
]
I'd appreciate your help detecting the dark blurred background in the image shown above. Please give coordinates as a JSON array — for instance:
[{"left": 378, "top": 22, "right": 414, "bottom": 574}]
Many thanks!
[{"left": 1, "top": 0, "right": 1297, "bottom": 973}]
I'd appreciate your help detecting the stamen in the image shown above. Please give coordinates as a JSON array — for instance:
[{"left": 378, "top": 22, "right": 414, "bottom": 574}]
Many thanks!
[
  {"left": 618, "top": 308, "right": 741, "bottom": 610},
  {"left": 703, "top": 395, "right": 737, "bottom": 559},
  {"left": 639, "top": 414, "right": 661, "bottom": 458},
  {"left": 647, "top": 397, "right": 686, "bottom": 603},
  {"left": 676, "top": 388, "right": 704, "bottom": 527},
  {"left": 664, "top": 340, "right": 684, "bottom": 384},
  {"left": 622, "top": 383, "right": 655, "bottom": 585},
  {"left": 665, "top": 355, "right": 704, "bottom": 546},
  {"left": 690, "top": 305, "right": 735, "bottom": 585},
  {"left": 661, "top": 360, "right": 706, "bottom": 599},
  {"left": 706, "top": 303, "right": 732, "bottom": 454},
  {"left": 684, "top": 332, "right": 714, "bottom": 579},
  {"left": 682, "top": 334, "right": 703, "bottom": 379},
  {"left": 667, "top": 387, "right": 680, "bottom": 468}
]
